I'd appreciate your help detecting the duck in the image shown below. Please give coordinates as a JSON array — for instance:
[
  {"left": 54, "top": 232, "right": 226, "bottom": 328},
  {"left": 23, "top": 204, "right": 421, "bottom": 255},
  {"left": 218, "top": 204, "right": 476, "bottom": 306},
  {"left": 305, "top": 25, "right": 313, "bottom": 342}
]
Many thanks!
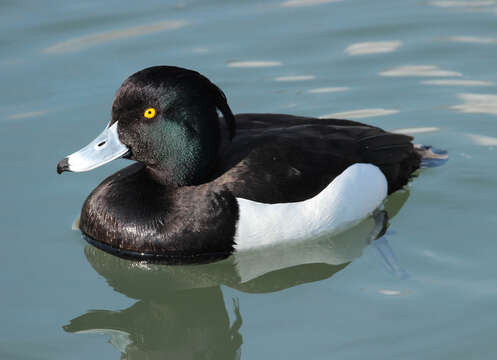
[{"left": 57, "top": 65, "right": 436, "bottom": 263}]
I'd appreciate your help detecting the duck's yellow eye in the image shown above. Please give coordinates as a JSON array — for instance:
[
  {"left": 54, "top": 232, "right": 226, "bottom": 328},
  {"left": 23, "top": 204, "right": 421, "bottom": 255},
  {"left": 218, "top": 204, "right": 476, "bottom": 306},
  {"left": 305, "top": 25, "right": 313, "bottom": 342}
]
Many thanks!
[{"left": 144, "top": 107, "right": 156, "bottom": 119}]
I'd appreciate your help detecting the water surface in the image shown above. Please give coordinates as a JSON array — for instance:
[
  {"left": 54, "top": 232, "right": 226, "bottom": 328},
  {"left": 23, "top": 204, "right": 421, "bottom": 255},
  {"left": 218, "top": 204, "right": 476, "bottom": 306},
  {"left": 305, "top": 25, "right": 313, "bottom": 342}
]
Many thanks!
[{"left": 1, "top": 0, "right": 497, "bottom": 359}]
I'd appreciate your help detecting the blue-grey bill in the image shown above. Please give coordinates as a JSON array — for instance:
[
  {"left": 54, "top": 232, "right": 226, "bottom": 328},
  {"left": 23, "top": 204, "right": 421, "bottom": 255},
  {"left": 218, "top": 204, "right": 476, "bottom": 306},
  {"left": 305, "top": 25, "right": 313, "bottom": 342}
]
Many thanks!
[{"left": 58, "top": 122, "right": 129, "bottom": 173}]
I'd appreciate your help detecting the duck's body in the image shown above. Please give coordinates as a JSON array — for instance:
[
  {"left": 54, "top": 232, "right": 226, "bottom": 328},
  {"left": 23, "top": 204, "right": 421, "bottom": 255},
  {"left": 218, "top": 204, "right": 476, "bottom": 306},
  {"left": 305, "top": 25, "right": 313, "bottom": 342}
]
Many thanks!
[{"left": 58, "top": 66, "right": 424, "bottom": 262}]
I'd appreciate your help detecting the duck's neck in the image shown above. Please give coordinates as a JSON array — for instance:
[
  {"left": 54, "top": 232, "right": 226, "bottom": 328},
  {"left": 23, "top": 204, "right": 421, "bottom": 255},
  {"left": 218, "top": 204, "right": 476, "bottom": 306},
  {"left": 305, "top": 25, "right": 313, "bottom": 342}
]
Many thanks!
[
  {"left": 144, "top": 165, "right": 209, "bottom": 187},
  {"left": 144, "top": 145, "right": 220, "bottom": 187}
]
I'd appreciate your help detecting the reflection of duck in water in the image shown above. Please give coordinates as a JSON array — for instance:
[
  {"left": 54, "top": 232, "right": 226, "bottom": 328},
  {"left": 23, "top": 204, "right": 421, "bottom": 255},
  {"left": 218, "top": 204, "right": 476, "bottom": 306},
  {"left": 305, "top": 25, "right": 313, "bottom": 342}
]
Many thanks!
[
  {"left": 65, "top": 285, "right": 243, "bottom": 360},
  {"left": 64, "top": 190, "right": 408, "bottom": 358}
]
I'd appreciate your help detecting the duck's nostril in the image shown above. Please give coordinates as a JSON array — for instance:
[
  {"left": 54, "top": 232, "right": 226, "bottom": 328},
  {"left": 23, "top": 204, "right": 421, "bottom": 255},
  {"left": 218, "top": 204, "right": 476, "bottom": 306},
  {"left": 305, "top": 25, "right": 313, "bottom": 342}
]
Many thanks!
[{"left": 97, "top": 141, "right": 106, "bottom": 147}]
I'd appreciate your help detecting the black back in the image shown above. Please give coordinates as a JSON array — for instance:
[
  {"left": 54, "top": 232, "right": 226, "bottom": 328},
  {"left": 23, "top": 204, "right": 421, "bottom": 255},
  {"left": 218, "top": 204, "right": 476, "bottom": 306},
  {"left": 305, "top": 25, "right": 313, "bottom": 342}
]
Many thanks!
[{"left": 213, "top": 113, "right": 420, "bottom": 202}]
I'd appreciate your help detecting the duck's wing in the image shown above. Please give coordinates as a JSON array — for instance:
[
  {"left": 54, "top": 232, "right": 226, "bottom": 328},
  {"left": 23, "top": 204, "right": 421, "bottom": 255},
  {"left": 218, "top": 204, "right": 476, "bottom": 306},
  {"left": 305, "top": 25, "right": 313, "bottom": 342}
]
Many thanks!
[{"left": 214, "top": 113, "right": 420, "bottom": 203}]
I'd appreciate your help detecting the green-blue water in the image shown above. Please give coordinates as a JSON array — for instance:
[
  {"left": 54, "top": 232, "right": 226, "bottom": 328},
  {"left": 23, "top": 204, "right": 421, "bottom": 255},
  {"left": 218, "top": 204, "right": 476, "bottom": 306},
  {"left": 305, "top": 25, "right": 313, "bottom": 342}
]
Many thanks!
[{"left": 1, "top": 0, "right": 497, "bottom": 358}]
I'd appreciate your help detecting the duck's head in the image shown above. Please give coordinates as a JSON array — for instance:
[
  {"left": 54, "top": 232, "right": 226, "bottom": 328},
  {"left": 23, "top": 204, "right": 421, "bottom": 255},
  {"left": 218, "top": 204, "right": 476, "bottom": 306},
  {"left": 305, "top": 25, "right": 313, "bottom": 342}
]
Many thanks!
[{"left": 57, "top": 66, "right": 235, "bottom": 186}]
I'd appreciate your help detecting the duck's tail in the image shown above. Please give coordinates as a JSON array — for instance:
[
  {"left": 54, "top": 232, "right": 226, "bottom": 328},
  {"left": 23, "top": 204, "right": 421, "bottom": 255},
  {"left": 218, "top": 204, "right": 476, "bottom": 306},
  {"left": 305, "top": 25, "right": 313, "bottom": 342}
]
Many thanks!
[{"left": 414, "top": 144, "right": 449, "bottom": 168}]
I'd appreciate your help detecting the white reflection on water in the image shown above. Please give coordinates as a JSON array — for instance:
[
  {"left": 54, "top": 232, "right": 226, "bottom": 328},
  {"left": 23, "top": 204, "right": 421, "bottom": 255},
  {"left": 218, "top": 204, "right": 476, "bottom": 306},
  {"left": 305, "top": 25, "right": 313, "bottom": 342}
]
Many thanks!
[
  {"left": 392, "top": 127, "right": 440, "bottom": 135},
  {"left": 7, "top": 110, "right": 47, "bottom": 120},
  {"left": 467, "top": 134, "right": 497, "bottom": 146},
  {"left": 378, "top": 289, "right": 404, "bottom": 296},
  {"left": 320, "top": 108, "right": 399, "bottom": 119},
  {"left": 0, "top": 59, "right": 24, "bottom": 66},
  {"left": 308, "top": 87, "right": 349, "bottom": 93},
  {"left": 281, "top": 0, "right": 343, "bottom": 7},
  {"left": 444, "top": 36, "right": 497, "bottom": 44},
  {"left": 430, "top": 0, "right": 497, "bottom": 7},
  {"left": 380, "top": 65, "right": 462, "bottom": 77},
  {"left": 227, "top": 60, "right": 282, "bottom": 68},
  {"left": 74, "top": 329, "right": 131, "bottom": 354},
  {"left": 421, "top": 79, "right": 494, "bottom": 86},
  {"left": 43, "top": 20, "right": 187, "bottom": 54},
  {"left": 275, "top": 75, "right": 315, "bottom": 81},
  {"left": 423, "top": 249, "right": 463, "bottom": 264},
  {"left": 345, "top": 41, "right": 402, "bottom": 56},
  {"left": 192, "top": 47, "right": 209, "bottom": 54},
  {"left": 451, "top": 93, "right": 497, "bottom": 115}
]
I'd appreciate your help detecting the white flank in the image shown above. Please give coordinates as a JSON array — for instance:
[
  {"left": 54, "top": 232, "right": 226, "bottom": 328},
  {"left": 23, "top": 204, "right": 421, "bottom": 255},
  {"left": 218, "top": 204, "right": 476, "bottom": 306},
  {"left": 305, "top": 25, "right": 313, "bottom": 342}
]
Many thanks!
[
  {"left": 234, "top": 164, "right": 388, "bottom": 251},
  {"left": 345, "top": 41, "right": 402, "bottom": 56},
  {"left": 320, "top": 108, "right": 399, "bottom": 119},
  {"left": 380, "top": 65, "right": 462, "bottom": 77},
  {"left": 227, "top": 60, "right": 282, "bottom": 68},
  {"left": 43, "top": 20, "right": 187, "bottom": 54}
]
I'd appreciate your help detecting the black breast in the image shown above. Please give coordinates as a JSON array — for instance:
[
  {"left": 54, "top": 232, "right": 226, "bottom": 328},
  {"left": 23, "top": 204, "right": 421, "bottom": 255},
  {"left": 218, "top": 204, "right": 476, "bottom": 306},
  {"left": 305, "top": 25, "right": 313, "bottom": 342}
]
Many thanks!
[{"left": 80, "top": 163, "right": 239, "bottom": 263}]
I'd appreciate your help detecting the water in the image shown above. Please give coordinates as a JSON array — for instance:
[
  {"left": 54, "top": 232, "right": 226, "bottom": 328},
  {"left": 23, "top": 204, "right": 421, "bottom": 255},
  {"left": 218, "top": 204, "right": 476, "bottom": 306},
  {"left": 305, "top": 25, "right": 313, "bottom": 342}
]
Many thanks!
[{"left": 1, "top": 0, "right": 497, "bottom": 358}]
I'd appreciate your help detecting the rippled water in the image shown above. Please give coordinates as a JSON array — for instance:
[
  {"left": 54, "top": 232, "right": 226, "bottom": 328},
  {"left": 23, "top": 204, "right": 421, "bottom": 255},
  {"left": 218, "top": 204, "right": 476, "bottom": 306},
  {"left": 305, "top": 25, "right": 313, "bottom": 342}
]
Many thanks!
[{"left": 1, "top": 0, "right": 497, "bottom": 359}]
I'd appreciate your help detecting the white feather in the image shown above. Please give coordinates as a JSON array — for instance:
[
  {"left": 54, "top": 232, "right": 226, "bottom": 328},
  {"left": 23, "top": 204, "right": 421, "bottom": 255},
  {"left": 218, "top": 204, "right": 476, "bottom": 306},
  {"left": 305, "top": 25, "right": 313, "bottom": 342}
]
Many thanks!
[{"left": 234, "top": 163, "right": 388, "bottom": 251}]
